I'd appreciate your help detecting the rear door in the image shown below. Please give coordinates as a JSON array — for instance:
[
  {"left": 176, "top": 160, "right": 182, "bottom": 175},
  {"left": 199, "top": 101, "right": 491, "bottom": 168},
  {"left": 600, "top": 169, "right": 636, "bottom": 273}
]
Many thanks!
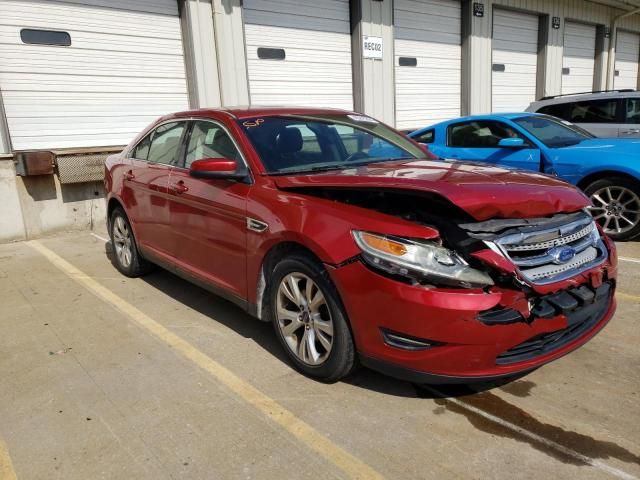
[
  {"left": 442, "top": 120, "right": 541, "bottom": 171},
  {"left": 621, "top": 97, "right": 640, "bottom": 137},
  {"left": 167, "top": 119, "right": 250, "bottom": 299},
  {"left": 124, "top": 121, "right": 187, "bottom": 256}
]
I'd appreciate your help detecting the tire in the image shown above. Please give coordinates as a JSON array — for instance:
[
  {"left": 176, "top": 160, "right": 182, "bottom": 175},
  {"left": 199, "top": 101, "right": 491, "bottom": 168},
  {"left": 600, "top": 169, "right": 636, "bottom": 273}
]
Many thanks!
[
  {"left": 269, "top": 253, "right": 356, "bottom": 382},
  {"left": 109, "top": 207, "right": 154, "bottom": 277},
  {"left": 584, "top": 176, "right": 640, "bottom": 241}
]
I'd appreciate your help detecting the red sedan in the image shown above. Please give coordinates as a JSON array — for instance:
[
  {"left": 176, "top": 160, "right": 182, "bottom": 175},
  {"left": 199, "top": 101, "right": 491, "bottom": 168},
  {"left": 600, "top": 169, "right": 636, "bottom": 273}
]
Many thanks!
[{"left": 104, "top": 107, "right": 617, "bottom": 383}]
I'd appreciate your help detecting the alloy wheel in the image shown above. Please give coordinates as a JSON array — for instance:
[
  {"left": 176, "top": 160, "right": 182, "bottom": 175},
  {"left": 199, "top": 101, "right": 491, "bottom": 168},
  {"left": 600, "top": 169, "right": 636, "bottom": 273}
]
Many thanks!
[
  {"left": 589, "top": 186, "right": 640, "bottom": 236},
  {"left": 276, "top": 273, "right": 334, "bottom": 366},
  {"left": 112, "top": 216, "right": 133, "bottom": 268}
]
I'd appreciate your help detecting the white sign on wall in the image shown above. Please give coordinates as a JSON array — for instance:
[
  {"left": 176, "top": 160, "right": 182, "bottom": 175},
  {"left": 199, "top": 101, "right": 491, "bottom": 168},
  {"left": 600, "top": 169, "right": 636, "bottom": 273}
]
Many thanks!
[{"left": 362, "top": 35, "right": 383, "bottom": 59}]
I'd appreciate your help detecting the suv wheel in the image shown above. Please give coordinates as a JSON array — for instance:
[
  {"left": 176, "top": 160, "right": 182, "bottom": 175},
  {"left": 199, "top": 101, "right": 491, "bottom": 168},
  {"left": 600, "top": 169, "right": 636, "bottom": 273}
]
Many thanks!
[
  {"left": 269, "top": 253, "right": 356, "bottom": 382},
  {"left": 109, "top": 207, "right": 153, "bottom": 277},
  {"left": 585, "top": 177, "right": 640, "bottom": 241}
]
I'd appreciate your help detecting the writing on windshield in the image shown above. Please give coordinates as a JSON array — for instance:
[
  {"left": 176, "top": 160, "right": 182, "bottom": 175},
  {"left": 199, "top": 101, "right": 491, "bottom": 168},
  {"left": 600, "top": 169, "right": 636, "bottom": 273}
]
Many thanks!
[{"left": 238, "top": 115, "right": 426, "bottom": 174}]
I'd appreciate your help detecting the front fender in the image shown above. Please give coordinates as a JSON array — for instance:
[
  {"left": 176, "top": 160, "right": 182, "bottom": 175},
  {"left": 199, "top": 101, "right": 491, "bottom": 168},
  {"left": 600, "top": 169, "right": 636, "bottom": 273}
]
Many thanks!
[{"left": 244, "top": 184, "right": 440, "bottom": 303}]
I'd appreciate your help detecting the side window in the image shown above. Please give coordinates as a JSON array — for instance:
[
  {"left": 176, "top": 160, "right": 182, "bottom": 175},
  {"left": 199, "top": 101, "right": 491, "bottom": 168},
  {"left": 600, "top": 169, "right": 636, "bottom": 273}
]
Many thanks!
[
  {"left": 147, "top": 122, "right": 186, "bottom": 165},
  {"left": 185, "top": 121, "right": 242, "bottom": 168},
  {"left": 567, "top": 99, "right": 618, "bottom": 123},
  {"left": 413, "top": 129, "right": 435, "bottom": 144},
  {"left": 131, "top": 134, "right": 151, "bottom": 160},
  {"left": 537, "top": 104, "right": 568, "bottom": 120},
  {"left": 626, "top": 98, "right": 640, "bottom": 124},
  {"left": 448, "top": 121, "right": 524, "bottom": 148}
]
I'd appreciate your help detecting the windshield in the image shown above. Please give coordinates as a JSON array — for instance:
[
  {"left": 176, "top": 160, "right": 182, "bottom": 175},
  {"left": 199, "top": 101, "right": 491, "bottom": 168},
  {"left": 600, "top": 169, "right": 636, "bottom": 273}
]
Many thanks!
[
  {"left": 513, "top": 115, "right": 595, "bottom": 148},
  {"left": 238, "top": 114, "right": 427, "bottom": 174}
]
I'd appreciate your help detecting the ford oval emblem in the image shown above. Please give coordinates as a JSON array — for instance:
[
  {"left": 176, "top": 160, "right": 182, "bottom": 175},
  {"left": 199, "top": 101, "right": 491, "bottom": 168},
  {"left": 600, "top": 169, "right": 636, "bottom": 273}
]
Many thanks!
[{"left": 549, "top": 246, "right": 576, "bottom": 264}]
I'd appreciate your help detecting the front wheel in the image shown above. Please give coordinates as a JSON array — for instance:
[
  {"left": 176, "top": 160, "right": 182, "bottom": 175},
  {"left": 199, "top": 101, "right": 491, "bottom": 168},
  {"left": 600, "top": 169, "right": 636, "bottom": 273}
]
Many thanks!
[
  {"left": 269, "top": 254, "right": 356, "bottom": 382},
  {"left": 585, "top": 177, "right": 640, "bottom": 241}
]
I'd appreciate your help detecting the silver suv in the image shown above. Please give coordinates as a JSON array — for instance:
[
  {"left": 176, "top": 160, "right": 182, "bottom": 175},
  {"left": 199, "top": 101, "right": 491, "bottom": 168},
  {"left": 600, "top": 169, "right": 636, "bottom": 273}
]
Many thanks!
[{"left": 527, "top": 90, "right": 640, "bottom": 138}]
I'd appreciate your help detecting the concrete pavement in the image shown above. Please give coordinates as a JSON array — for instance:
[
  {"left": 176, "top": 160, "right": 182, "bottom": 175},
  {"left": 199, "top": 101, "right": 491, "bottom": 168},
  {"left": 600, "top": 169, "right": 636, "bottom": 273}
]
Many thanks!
[{"left": 0, "top": 231, "right": 638, "bottom": 479}]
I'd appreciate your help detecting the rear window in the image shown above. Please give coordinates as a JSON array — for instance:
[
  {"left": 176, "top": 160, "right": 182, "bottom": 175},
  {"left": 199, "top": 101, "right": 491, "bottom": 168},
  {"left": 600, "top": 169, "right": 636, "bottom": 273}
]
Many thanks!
[
  {"left": 413, "top": 129, "right": 435, "bottom": 144},
  {"left": 537, "top": 104, "right": 567, "bottom": 119},
  {"left": 540, "top": 99, "right": 620, "bottom": 124},
  {"left": 566, "top": 99, "right": 619, "bottom": 124},
  {"left": 626, "top": 98, "right": 640, "bottom": 124}
]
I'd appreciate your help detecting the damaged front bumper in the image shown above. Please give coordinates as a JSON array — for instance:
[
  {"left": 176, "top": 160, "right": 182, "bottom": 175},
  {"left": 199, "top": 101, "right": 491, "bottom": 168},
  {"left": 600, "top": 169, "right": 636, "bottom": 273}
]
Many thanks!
[{"left": 328, "top": 234, "right": 617, "bottom": 384}]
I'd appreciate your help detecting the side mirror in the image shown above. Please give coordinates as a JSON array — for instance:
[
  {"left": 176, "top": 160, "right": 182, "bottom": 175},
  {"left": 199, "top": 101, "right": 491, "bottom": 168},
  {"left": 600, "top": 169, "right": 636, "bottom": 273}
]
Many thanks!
[
  {"left": 189, "top": 158, "right": 247, "bottom": 180},
  {"left": 498, "top": 138, "right": 526, "bottom": 148}
]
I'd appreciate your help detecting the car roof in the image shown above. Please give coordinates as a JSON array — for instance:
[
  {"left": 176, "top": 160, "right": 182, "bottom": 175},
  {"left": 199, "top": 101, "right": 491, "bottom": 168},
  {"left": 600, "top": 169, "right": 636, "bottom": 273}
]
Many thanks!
[
  {"left": 413, "top": 113, "right": 537, "bottom": 132},
  {"left": 162, "top": 106, "right": 359, "bottom": 121},
  {"left": 530, "top": 89, "right": 640, "bottom": 108}
]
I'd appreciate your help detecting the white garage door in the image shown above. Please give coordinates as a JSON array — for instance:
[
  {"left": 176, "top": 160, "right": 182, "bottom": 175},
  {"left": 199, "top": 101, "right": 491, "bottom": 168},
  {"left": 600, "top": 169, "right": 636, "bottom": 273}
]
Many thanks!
[
  {"left": 562, "top": 22, "right": 596, "bottom": 95},
  {"left": 492, "top": 9, "right": 539, "bottom": 112},
  {"left": 0, "top": 0, "right": 189, "bottom": 150},
  {"left": 615, "top": 30, "right": 640, "bottom": 90},
  {"left": 243, "top": 0, "right": 353, "bottom": 110},
  {"left": 394, "top": 0, "right": 461, "bottom": 131}
]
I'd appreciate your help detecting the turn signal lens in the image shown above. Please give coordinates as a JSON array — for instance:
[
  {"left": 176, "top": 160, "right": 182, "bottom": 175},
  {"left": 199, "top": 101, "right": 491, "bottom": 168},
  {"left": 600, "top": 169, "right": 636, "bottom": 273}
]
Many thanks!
[{"left": 359, "top": 232, "right": 407, "bottom": 256}]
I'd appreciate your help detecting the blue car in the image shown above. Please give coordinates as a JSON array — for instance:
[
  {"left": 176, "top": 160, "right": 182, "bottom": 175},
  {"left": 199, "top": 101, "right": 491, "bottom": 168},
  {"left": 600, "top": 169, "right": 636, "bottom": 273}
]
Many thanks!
[{"left": 409, "top": 113, "right": 640, "bottom": 241}]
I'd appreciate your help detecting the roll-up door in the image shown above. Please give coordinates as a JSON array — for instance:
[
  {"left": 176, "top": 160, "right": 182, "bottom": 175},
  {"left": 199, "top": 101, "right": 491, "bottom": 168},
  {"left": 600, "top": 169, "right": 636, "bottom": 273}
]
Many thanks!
[
  {"left": 615, "top": 31, "right": 640, "bottom": 90},
  {"left": 492, "top": 9, "right": 539, "bottom": 112},
  {"left": 562, "top": 22, "right": 597, "bottom": 94},
  {"left": 394, "top": 0, "right": 461, "bottom": 131},
  {"left": 0, "top": 0, "right": 189, "bottom": 150},
  {"left": 243, "top": 0, "right": 353, "bottom": 109}
]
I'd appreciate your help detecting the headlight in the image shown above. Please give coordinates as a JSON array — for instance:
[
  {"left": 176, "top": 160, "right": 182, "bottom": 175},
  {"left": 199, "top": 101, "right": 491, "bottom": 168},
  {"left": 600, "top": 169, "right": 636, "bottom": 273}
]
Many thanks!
[{"left": 352, "top": 231, "right": 494, "bottom": 288}]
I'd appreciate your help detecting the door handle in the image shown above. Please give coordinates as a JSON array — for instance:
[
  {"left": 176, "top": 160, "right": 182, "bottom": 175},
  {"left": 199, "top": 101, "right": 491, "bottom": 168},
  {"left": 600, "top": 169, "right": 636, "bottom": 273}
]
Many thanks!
[
  {"left": 124, "top": 170, "right": 135, "bottom": 181},
  {"left": 622, "top": 129, "right": 640, "bottom": 135},
  {"left": 171, "top": 181, "right": 189, "bottom": 195}
]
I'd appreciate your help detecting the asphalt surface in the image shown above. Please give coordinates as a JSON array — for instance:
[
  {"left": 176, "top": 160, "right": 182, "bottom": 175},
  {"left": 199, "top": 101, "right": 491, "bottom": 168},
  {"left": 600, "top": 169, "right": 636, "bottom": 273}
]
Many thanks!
[{"left": 0, "top": 230, "right": 638, "bottom": 480}]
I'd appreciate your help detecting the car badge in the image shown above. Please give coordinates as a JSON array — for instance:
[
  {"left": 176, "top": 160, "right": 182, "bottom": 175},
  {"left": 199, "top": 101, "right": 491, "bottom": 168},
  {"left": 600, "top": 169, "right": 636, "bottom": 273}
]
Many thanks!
[{"left": 548, "top": 246, "right": 576, "bottom": 264}]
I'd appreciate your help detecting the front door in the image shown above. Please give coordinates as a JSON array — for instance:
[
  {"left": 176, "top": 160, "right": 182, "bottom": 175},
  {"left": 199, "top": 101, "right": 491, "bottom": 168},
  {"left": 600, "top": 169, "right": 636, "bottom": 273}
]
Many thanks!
[
  {"left": 441, "top": 120, "right": 541, "bottom": 172},
  {"left": 167, "top": 119, "right": 250, "bottom": 299}
]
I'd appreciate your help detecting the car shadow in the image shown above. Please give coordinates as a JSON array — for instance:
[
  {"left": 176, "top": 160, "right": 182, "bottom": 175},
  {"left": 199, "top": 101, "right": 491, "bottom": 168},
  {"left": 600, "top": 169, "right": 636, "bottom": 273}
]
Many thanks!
[{"left": 104, "top": 241, "right": 531, "bottom": 399}]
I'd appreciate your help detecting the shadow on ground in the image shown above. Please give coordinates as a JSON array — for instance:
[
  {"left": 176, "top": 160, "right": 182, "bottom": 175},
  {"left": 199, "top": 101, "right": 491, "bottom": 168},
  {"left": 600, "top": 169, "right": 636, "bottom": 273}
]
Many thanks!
[
  {"left": 103, "top": 240, "right": 530, "bottom": 399},
  {"left": 102, "top": 241, "right": 640, "bottom": 471}
]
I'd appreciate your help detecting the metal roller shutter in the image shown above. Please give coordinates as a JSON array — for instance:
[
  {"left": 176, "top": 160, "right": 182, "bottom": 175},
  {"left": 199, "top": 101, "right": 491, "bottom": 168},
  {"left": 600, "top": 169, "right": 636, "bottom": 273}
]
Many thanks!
[
  {"left": 0, "top": 0, "right": 189, "bottom": 150},
  {"left": 614, "top": 30, "right": 640, "bottom": 90},
  {"left": 492, "top": 9, "right": 539, "bottom": 112},
  {"left": 243, "top": 0, "right": 353, "bottom": 109},
  {"left": 394, "top": 0, "right": 461, "bottom": 131},
  {"left": 562, "top": 22, "right": 597, "bottom": 95}
]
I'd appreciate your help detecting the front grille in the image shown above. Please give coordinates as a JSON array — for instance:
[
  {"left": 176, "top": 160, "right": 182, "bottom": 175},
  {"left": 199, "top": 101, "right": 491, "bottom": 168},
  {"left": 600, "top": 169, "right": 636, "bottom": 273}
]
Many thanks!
[
  {"left": 496, "top": 282, "right": 612, "bottom": 365},
  {"left": 490, "top": 212, "right": 607, "bottom": 285}
]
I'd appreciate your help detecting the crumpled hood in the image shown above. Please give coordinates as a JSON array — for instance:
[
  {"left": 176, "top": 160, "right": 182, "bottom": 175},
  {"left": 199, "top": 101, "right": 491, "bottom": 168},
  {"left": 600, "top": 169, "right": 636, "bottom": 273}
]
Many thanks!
[{"left": 272, "top": 160, "right": 590, "bottom": 221}]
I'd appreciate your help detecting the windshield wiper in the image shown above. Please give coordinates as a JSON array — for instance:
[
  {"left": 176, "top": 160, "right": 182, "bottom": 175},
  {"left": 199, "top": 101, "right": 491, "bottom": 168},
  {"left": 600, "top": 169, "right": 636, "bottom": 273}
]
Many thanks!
[{"left": 266, "top": 158, "right": 417, "bottom": 176}]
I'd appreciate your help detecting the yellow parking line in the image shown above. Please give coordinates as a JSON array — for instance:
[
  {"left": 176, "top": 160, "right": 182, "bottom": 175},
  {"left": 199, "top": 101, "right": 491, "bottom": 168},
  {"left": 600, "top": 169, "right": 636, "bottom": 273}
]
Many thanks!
[
  {"left": 617, "top": 291, "right": 640, "bottom": 303},
  {"left": 27, "top": 240, "right": 384, "bottom": 480},
  {"left": 0, "top": 437, "right": 17, "bottom": 480}
]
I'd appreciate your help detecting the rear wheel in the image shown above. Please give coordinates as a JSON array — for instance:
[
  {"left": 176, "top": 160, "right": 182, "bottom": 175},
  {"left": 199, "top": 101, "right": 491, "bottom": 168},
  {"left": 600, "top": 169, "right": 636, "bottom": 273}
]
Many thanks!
[
  {"left": 269, "top": 253, "right": 356, "bottom": 382},
  {"left": 585, "top": 177, "right": 640, "bottom": 241},
  {"left": 109, "top": 207, "right": 153, "bottom": 277}
]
